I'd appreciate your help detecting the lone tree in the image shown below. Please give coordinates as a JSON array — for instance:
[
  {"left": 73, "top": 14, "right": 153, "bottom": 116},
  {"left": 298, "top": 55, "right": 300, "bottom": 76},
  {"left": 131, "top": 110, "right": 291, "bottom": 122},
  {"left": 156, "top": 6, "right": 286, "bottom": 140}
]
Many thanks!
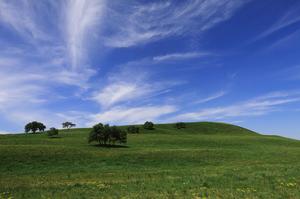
[
  {"left": 143, "top": 121, "right": 154, "bottom": 130},
  {"left": 88, "top": 123, "right": 127, "bottom": 146},
  {"left": 25, "top": 121, "right": 46, "bottom": 133},
  {"left": 127, "top": 125, "right": 139, "bottom": 134},
  {"left": 47, "top": 127, "right": 59, "bottom": 137},
  {"left": 62, "top": 122, "right": 76, "bottom": 129},
  {"left": 175, "top": 122, "right": 186, "bottom": 129}
]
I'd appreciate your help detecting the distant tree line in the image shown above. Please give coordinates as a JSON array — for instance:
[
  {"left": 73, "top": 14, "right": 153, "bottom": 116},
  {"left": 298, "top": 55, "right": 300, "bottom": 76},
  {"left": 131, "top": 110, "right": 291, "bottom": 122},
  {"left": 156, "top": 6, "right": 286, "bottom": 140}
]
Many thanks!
[
  {"left": 24, "top": 120, "right": 188, "bottom": 147},
  {"left": 24, "top": 121, "right": 77, "bottom": 138}
]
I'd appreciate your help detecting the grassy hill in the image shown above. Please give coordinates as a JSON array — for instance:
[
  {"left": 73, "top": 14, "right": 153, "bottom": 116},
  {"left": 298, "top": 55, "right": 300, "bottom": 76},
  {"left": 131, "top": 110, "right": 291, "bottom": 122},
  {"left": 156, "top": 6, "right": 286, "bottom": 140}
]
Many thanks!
[{"left": 0, "top": 122, "right": 299, "bottom": 198}]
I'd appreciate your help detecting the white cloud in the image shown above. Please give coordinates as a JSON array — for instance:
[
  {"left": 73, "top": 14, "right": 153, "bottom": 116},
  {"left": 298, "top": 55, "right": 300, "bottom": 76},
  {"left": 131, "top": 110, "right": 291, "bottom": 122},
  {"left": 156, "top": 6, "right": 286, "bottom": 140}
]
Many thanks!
[
  {"left": 0, "top": 64, "right": 46, "bottom": 110},
  {"left": 171, "top": 91, "right": 300, "bottom": 121},
  {"left": 0, "top": 1, "right": 50, "bottom": 41},
  {"left": 88, "top": 105, "right": 176, "bottom": 125},
  {"left": 252, "top": 5, "right": 300, "bottom": 42},
  {"left": 64, "top": 0, "right": 106, "bottom": 69},
  {"left": 194, "top": 91, "right": 227, "bottom": 104},
  {"left": 103, "top": 0, "right": 247, "bottom": 47},
  {"left": 93, "top": 82, "right": 147, "bottom": 108},
  {"left": 153, "top": 52, "right": 211, "bottom": 62},
  {"left": 0, "top": 1, "right": 103, "bottom": 88},
  {"left": 92, "top": 79, "right": 180, "bottom": 108}
]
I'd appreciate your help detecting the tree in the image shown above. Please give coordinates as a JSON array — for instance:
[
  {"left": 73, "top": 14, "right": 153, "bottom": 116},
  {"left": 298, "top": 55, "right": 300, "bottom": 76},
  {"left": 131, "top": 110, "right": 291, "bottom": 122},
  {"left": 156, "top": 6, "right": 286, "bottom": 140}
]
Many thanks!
[
  {"left": 143, "top": 121, "right": 154, "bottom": 130},
  {"left": 88, "top": 123, "right": 127, "bottom": 146},
  {"left": 127, "top": 125, "right": 139, "bottom": 134},
  {"left": 25, "top": 121, "right": 46, "bottom": 133},
  {"left": 47, "top": 127, "right": 58, "bottom": 137},
  {"left": 62, "top": 121, "right": 76, "bottom": 129},
  {"left": 175, "top": 122, "right": 186, "bottom": 129}
]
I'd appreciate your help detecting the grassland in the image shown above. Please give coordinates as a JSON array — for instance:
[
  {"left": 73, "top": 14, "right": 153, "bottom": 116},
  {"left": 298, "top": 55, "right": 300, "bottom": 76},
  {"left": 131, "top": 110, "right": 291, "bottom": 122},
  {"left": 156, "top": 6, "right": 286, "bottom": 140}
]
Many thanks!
[{"left": 0, "top": 122, "right": 299, "bottom": 198}]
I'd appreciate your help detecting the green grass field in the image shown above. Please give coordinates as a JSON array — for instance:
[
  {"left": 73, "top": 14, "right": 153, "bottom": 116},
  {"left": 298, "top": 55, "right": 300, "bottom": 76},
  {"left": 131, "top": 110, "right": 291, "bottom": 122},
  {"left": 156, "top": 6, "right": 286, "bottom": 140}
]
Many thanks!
[{"left": 0, "top": 122, "right": 299, "bottom": 199}]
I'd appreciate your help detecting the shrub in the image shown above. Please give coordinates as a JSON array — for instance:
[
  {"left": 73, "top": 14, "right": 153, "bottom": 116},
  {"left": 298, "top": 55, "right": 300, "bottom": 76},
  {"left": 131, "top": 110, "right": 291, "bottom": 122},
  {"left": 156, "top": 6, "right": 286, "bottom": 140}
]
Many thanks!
[
  {"left": 143, "top": 121, "right": 154, "bottom": 130},
  {"left": 88, "top": 123, "right": 127, "bottom": 145},
  {"left": 48, "top": 128, "right": 58, "bottom": 137},
  {"left": 25, "top": 121, "right": 46, "bottom": 133},
  {"left": 175, "top": 122, "right": 186, "bottom": 129},
  {"left": 127, "top": 126, "right": 140, "bottom": 134}
]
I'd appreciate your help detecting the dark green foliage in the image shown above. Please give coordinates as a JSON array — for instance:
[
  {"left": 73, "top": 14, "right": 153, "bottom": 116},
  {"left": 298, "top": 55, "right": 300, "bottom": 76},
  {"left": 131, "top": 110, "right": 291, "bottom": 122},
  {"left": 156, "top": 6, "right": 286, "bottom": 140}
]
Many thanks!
[
  {"left": 62, "top": 121, "right": 76, "bottom": 129},
  {"left": 175, "top": 122, "right": 186, "bottom": 129},
  {"left": 88, "top": 123, "right": 127, "bottom": 145},
  {"left": 47, "top": 128, "right": 58, "bottom": 137},
  {"left": 25, "top": 121, "right": 46, "bottom": 133},
  {"left": 143, "top": 121, "right": 154, "bottom": 130},
  {"left": 127, "top": 125, "right": 140, "bottom": 134}
]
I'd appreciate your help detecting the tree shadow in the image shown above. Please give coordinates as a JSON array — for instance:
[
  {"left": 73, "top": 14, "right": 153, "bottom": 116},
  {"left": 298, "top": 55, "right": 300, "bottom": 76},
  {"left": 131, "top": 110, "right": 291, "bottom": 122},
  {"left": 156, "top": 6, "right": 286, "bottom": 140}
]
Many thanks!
[
  {"left": 92, "top": 144, "right": 129, "bottom": 148},
  {"left": 48, "top": 136, "right": 62, "bottom": 139}
]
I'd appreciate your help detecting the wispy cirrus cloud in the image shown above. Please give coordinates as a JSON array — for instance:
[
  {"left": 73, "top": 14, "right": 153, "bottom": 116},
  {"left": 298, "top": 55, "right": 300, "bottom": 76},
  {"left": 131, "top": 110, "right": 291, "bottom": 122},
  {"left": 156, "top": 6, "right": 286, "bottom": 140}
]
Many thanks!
[
  {"left": 88, "top": 105, "right": 176, "bottom": 125},
  {"left": 64, "top": 0, "right": 106, "bottom": 69},
  {"left": 153, "top": 52, "right": 211, "bottom": 62},
  {"left": 0, "top": 1, "right": 107, "bottom": 130},
  {"left": 252, "top": 4, "right": 300, "bottom": 43},
  {"left": 0, "top": 1, "right": 50, "bottom": 42},
  {"left": 103, "top": 0, "right": 248, "bottom": 47},
  {"left": 193, "top": 91, "right": 227, "bottom": 104},
  {"left": 171, "top": 91, "right": 300, "bottom": 121},
  {"left": 0, "top": 0, "right": 104, "bottom": 87},
  {"left": 91, "top": 65, "right": 182, "bottom": 108}
]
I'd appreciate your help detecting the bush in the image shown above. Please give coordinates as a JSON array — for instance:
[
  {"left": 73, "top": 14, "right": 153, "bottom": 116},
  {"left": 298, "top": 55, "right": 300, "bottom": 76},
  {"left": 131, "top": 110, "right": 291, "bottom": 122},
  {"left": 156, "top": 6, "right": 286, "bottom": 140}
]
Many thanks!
[
  {"left": 143, "top": 121, "right": 154, "bottom": 130},
  {"left": 175, "top": 122, "right": 186, "bottom": 129},
  {"left": 47, "top": 128, "right": 58, "bottom": 137},
  {"left": 127, "top": 126, "right": 140, "bottom": 134},
  {"left": 88, "top": 123, "right": 127, "bottom": 145},
  {"left": 25, "top": 121, "right": 46, "bottom": 133}
]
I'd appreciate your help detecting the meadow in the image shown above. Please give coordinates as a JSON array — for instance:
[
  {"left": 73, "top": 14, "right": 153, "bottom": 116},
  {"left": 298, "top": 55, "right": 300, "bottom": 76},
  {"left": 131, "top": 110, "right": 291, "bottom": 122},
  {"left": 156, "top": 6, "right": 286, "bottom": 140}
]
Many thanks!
[{"left": 0, "top": 122, "right": 299, "bottom": 198}]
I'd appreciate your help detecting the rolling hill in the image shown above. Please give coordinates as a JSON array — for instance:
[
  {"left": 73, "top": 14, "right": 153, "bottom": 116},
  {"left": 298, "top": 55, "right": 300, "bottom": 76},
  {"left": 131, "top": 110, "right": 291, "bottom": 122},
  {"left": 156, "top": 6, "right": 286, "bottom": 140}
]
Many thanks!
[{"left": 0, "top": 122, "right": 299, "bottom": 198}]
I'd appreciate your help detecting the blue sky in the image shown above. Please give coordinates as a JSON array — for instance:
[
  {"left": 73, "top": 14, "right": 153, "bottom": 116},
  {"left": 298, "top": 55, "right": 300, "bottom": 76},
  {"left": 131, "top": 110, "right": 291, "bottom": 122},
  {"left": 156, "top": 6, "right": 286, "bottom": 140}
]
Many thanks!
[{"left": 1, "top": 0, "right": 300, "bottom": 139}]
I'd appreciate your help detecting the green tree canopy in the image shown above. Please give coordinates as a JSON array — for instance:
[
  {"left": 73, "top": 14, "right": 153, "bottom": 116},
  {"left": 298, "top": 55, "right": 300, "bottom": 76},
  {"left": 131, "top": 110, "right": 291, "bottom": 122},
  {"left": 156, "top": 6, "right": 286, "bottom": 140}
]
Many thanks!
[
  {"left": 143, "top": 121, "right": 154, "bottom": 130},
  {"left": 88, "top": 123, "right": 127, "bottom": 146},
  {"left": 25, "top": 121, "right": 46, "bottom": 133},
  {"left": 62, "top": 122, "right": 76, "bottom": 129}
]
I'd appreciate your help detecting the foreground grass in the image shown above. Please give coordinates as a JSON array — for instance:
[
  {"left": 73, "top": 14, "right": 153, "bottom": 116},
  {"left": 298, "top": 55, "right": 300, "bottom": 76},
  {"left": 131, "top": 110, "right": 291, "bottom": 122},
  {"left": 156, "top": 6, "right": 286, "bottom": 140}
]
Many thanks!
[{"left": 0, "top": 122, "right": 299, "bottom": 198}]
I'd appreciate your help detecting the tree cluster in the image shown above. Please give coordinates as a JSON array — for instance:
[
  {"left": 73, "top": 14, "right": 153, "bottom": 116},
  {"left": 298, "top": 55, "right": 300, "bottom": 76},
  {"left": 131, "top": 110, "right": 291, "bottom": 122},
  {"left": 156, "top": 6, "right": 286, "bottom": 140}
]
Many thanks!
[
  {"left": 175, "top": 122, "right": 186, "bottom": 129},
  {"left": 62, "top": 122, "right": 76, "bottom": 129},
  {"left": 25, "top": 121, "right": 46, "bottom": 133},
  {"left": 47, "top": 128, "right": 59, "bottom": 137},
  {"left": 143, "top": 121, "right": 154, "bottom": 130},
  {"left": 127, "top": 125, "right": 140, "bottom": 134},
  {"left": 88, "top": 123, "right": 127, "bottom": 145}
]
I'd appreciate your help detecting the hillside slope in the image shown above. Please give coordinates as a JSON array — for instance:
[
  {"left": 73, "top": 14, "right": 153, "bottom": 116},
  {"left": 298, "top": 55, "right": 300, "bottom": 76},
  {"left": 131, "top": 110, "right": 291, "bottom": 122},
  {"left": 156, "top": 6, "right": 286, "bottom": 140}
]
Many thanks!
[{"left": 0, "top": 122, "right": 299, "bottom": 199}]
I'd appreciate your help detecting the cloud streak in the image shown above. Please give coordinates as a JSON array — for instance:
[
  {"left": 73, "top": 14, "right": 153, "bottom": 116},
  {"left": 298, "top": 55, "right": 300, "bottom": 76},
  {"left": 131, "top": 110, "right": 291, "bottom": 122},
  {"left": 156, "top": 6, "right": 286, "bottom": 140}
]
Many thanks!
[
  {"left": 171, "top": 91, "right": 300, "bottom": 121},
  {"left": 64, "top": 0, "right": 106, "bottom": 69},
  {"left": 88, "top": 105, "right": 176, "bottom": 125},
  {"left": 103, "top": 0, "right": 248, "bottom": 47},
  {"left": 153, "top": 52, "right": 211, "bottom": 62}
]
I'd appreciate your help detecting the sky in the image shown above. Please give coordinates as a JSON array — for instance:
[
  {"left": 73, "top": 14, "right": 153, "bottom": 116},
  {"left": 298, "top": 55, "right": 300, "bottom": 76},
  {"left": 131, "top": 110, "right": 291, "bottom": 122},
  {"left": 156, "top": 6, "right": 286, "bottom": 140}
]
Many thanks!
[{"left": 0, "top": 0, "right": 300, "bottom": 139}]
